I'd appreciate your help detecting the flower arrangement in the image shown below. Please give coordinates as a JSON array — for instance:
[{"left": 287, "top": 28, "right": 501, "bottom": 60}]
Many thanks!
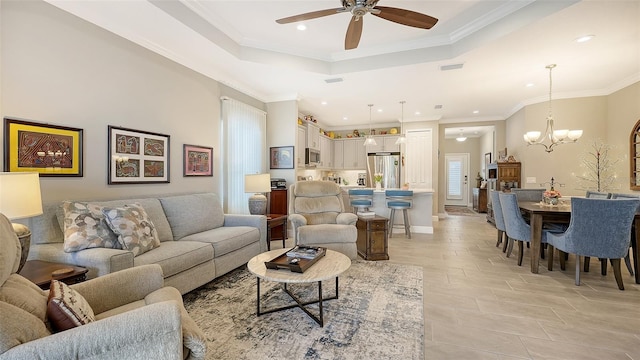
[
  {"left": 544, "top": 190, "right": 561, "bottom": 198},
  {"left": 374, "top": 173, "right": 383, "bottom": 183}
]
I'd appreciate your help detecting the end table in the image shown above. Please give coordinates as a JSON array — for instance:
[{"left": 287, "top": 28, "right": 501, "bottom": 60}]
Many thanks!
[
  {"left": 19, "top": 260, "right": 88, "bottom": 290},
  {"left": 266, "top": 214, "right": 287, "bottom": 251}
]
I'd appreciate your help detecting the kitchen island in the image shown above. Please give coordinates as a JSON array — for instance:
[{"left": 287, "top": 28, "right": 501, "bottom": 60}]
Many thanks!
[{"left": 341, "top": 187, "right": 434, "bottom": 234}]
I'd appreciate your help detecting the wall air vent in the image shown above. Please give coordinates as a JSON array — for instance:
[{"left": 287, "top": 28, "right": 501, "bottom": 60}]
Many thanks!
[
  {"left": 434, "top": 105, "right": 443, "bottom": 109},
  {"left": 324, "top": 77, "right": 343, "bottom": 83},
  {"left": 440, "top": 63, "right": 464, "bottom": 71}
]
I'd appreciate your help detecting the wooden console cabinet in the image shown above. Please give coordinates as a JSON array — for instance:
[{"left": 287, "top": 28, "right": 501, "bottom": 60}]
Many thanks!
[
  {"left": 356, "top": 216, "right": 389, "bottom": 261},
  {"left": 472, "top": 188, "right": 487, "bottom": 213}
]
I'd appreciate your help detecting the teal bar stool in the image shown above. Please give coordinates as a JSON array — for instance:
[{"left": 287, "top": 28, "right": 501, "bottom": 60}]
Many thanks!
[
  {"left": 349, "top": 188, "right": 374, "bottom": 213},
  {"left": 386, "top": 190, "right": 413, "bottom": 238}
]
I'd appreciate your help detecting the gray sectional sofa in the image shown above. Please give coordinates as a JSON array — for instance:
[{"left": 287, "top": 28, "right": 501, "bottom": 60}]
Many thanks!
[{"left": 26, "top": 193, "right": 267, "bottom": 295}]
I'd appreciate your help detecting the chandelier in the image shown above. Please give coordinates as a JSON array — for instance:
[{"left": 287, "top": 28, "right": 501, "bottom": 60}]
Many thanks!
[
  {"left": 363, "top": 104, "right": 377, "bottom": 146},
  {"left": 395, "top": 101, "right": 406, "bottom": 145},
  {"left": 523, "top": 64, "right": 583, "bottom": 152}
]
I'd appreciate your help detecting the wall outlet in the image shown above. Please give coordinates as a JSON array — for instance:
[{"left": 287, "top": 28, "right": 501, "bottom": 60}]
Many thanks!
[{"left": 526, "top": 177, "right": 536, "bottom": 184}]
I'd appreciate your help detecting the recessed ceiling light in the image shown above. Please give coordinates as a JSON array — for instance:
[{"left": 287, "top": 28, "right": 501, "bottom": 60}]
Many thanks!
[
  {"left": 575, "top": 35, "right": 594, "bottom": 43},
  {"left": 526, "top": 83, "right": 534, "bottom": 87},
  {"left": 472, "top": 110, "right": 479, "bottom": 114},
  {"left": 321, "top": 101, "right": 327, "bottom": 105},
  {"left": 343, "top": 116, "right": 348, "bottom": 121},
  {"left": 415, "top": 111, "right": 421, "bottom": 115},
  {"left": 377, "top": 109, "right": 383, "bottom": 113},
  {"left": 297, "top": 24, "right": 307, "bottom": 31}
]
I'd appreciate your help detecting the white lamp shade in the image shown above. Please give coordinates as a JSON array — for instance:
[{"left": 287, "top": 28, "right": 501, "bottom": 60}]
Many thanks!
[
  {"left": 525, "top": 131, "right": 541, "bottom": 142},
  {"left": 568, "top": 130, "right": 583, "bottom": 140},
  {"left": 0, "top": 172, "right": 43, "bottom": 220},
  {"left": 244, "top": 173, "right": 271, "bottom": 193}
]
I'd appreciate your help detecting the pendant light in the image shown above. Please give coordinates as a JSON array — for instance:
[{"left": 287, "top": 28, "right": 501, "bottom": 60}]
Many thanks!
[
  {"left": 363, "top": 104, "right": 377, "bottom": 146},
  {"left": 395, "top": 100, "right": 407, "bottom": 145},
  {"left": 523, "top": 64, "right": 583, "bottom": 152},
  {"left": 456, "top": 129, "right": 467, "bottom": 142}
]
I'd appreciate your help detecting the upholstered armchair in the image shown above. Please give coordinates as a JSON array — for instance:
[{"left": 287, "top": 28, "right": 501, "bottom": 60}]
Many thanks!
[
  {"left": 288, "top": 181, "right": 358, "bottom": 260},
  {"left": 0, "top": 213, "right": 207, "bottom": 360}
]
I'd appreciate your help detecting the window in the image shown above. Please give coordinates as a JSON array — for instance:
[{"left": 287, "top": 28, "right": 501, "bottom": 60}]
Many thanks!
[{"left": 221, "top": 98, "right": 267, "bottom": 213}]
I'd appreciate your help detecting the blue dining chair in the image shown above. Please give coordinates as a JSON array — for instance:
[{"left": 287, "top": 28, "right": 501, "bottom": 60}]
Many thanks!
[
  {"left": 546, "top": 197, "right": 640, "bottom": 290},
  {"left": 499, "top": 192, "right": 551, "bottom": 266},
  {"left": 490, "top": 190, "right": 510, "bottom": 253},
  {"left": 585, "top": 190, "right": 611, "bottom": 199},
  {"left": 511, "top": 188, "right": 545, "bottom": 202}
]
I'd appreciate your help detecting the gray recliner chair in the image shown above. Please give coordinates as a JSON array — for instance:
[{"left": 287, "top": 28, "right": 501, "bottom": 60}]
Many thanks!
[
  {"left": 0, "top": 213, "right": 207, "bottom": 360},
  {"left": 288, "top": 181, "right": 358, "bottom": 260}
]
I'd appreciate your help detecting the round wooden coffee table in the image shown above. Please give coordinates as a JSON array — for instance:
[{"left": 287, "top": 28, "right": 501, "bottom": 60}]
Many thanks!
[{"left": 247, "top": 249, "right": 351, "bottom": 326}]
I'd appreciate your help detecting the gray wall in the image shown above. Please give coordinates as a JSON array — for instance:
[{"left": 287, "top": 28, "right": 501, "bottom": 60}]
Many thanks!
[{"left": 0, "top": 0, "right": 264, "bottom": 203}]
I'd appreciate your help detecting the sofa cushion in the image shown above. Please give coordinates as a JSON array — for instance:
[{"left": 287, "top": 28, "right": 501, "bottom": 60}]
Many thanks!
[
  {"left": 181, "top": 226, "right": 259, "bottom": 258},
  {"left": 102, "top": 203, "right": 161, "bottom": 257},
  {"left": 0, "top": 301, "right": 51, "bottom": 354},
  {"left": 134, "top": 241, "right": 214, "bottom": 278},
  {"left": 47, "top": 280, "right": 95, "bottom": 332},
  {"left": 0, "top": 274, "right": 48, "bottom": 322},
  {"left": 160, "top": 193, "right": 225, "bottom": 240},
  {"left": 61, "top": 201, "right": 121, "bottom": 252}
]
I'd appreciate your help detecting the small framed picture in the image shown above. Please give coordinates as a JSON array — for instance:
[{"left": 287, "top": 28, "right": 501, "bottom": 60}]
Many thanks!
[
  {"left": 484, "top": 152, "right": 491, "bottom": 179},
  {"left": 107, "top": 126, "right": 170, "bottom": 184},
  {"left": 183, "top": 144, "right": 213, "bottom": 176},
  {"left": 3, "top": 118, "right": 83, "bottom": 177},
  {"left": 270, "top": 146, "right": 294, "bottom": 169},
  {"left": 498, "top": 148, "right": 508, "bottom": 162}
]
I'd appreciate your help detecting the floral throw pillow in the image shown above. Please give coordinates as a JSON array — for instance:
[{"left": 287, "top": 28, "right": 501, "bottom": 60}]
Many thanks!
[
  {"left": 47, "top": 280, "right": 95, "bottom": 332},
  {"left": 102, "top": 203, "right": 160, "bottom": 257},
  {"left": 62, "top": 201, "right": 121, "bottom": 253}
]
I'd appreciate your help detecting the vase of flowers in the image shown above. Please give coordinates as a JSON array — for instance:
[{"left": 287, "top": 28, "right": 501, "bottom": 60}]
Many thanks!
[
  {"left": 374, "top": 173, "right": 383, "bottom": 190},
  {"left": 543, "top": 189, "right": 561, "bottom": 205}
]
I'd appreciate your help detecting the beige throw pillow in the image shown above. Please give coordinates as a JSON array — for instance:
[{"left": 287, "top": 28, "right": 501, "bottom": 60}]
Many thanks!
[
  {"left": 47, "top": 280, "right": 95, "bottom": 332},
  {"left": 102, "top": 203, "right": 161, "bottom": 256}
]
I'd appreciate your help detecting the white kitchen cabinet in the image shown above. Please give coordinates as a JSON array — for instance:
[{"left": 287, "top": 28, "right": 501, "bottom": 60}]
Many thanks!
[
  {"left": 343, "top": 138, "right": 367, "bottom": 169},
  {"left": 296, "top": 125, "right": 306, "bottom": 167},
  {"left": 306, "top": 122, "right": 320, "bottom": 151},
  {"left": 333, "top": 140, "right": 344, "bottom": 169},
  {"left": 320, "top": 135, "right": 333, "bottom": 168},
  {"left": 365, "top": 135, "right": 400, "bottom": 153}
]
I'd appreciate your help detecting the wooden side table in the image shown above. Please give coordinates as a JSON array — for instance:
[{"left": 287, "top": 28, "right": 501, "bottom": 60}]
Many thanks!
[
  {"left": 266, "top": 214, "right": 288, "bottom": 251},
  {"left": 356, "top": 215, "right": 389, "bottom": 260},
  {"left": 19, "top": 260, "right": 89, "bottom": 290}
]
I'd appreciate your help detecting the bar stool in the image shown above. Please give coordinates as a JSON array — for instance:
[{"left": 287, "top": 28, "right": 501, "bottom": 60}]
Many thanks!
[
  {"left": 386, "top": 190, "right": 413, "bottom": 238},
  {"left": 349, "top": 188, "right": 374, "bottom": 213}
]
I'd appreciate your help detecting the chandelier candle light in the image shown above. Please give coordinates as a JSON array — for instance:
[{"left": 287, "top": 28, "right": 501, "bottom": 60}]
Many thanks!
[{"left": 523, "top": 64, "right": 583, "bottom": 152}]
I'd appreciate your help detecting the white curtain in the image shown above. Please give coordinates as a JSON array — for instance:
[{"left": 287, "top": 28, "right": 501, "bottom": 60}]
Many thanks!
[{"left": 221, "top": 97, "right": 267, "bottom": 213}]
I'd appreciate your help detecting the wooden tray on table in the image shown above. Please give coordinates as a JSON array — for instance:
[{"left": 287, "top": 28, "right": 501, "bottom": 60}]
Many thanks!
[{"left": 264, "top": 247, "right": 326, "bottom": 273}]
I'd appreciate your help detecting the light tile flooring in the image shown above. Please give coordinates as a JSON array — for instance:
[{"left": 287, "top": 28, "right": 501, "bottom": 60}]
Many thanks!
[{"left": 274, "top": 212, "right": 640, "bottom": 359}]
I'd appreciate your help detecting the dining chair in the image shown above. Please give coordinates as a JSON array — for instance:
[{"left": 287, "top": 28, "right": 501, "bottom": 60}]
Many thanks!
[
  {"left": 610, "top": 193, "right": 640, "bottom": 276},
  {"left": 490, "top": 190, "right": 510, "bottom": 253},
  {"left": 499, "top": 192, "right": 551, "bottom": 266},
  {"left": 546, "top": 197, "right": 640, "bottom": 290},
  {"left": 585, "top": 190, "right": 611, "bottom": 199},
  {"left": 583, "top": 190, "right": 627, "bottom": 274},
  {"left": 511, "top": 188, "right": 545, "bottom": 202}
]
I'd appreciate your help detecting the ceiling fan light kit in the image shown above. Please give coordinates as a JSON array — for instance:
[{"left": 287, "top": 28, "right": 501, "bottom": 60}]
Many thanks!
[
  {"left": 523, "top": 64, "right": 583, "bottom": 153},
  {"left": 276, "top": 0, "right": 439, "bottom": 50}
]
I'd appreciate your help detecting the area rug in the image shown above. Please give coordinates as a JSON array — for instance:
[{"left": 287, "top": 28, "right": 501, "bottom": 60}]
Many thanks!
[
  {"left": 183, "top": 260, "right": 424, "bottom": 360},
  {"left": 444, "top": 205, "right": 478, "bottom": 216}
]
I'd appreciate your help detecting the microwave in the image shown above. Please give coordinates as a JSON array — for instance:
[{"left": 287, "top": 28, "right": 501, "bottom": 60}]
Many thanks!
[{"left": 305, "top": 148, "right": 320, "bottom": 166}]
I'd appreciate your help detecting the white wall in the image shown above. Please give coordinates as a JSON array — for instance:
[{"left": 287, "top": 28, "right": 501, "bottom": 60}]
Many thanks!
[
  {"left": 266, "top": 100, "right": 298, "bottom": 186},
  {"left": 0, "top": 0, "right": 264, "bottom": 204}
]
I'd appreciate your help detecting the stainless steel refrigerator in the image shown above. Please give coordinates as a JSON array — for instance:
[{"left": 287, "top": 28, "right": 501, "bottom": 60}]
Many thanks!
[{"left": 367, "top": 152, "right": 401, "bottom": 188}]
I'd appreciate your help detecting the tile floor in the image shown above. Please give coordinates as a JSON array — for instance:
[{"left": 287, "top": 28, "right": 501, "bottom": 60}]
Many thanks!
[{"left": 273, "top": 212, "right": 640, "bottom": 359}]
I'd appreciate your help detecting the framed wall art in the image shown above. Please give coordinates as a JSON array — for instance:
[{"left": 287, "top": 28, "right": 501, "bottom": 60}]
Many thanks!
[
  {"left": 183, "top": 144, "right": 213, "bottom": 176},
  {"left": 108, "top": 126, "right": 170, "bottom": 184},
  {"left": 484, "top": 152, "right": 492, "bottom": 179},
  {"left": 270, "top": 146, "right": 294, "bottom": 169},
  {"left": 3, "top": 118, "right": 83, "bottom": 177}
]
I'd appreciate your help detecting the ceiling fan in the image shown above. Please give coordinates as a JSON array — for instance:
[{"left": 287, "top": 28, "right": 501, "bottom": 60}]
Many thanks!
[{"left": 275, "top": 0, "right": 438, "bottom": 50}]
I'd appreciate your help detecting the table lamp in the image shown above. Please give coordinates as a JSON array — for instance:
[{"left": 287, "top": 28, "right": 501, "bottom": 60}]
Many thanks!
[
  {"left": 245, "top": 173, "right": 271, "bottom": 215},
  {"left": 0, "top": 172, "right": 43, "bottom": 272}
]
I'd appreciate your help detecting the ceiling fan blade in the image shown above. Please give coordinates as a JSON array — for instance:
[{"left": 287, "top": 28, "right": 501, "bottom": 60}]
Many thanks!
[
  {"left": 276, "top": 8, "right": 344, "bottom": 24},
  {"left": 372, "top": 6, "right": 438, "bottom": 29},
  {"left": 345, "top": 16, "right": 363, "bottom": 50}
]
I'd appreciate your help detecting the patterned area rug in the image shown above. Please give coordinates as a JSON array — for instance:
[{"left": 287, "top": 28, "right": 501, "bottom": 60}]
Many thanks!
[
  {"left": 444, "top": 205, "right": 478, "bottom": 216},
  {"left": 183, "top": 260, "right": 424, "bottom": 360}
]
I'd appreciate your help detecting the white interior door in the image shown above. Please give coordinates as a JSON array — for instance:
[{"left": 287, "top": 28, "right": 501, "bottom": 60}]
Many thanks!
[{"left": 445, "top": 153, "right": 469, "bottom": 206}]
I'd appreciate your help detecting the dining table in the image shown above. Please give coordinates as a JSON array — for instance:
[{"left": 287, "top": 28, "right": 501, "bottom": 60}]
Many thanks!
[{"left": 518, "top": 201, "right": 640, "bottom": 284}]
